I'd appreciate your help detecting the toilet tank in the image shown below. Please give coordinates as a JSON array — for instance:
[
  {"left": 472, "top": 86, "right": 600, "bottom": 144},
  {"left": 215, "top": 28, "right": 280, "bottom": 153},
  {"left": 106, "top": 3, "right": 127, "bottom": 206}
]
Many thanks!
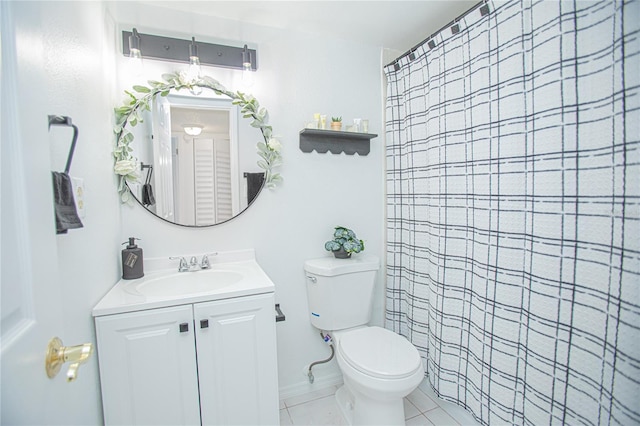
[{"left": 304, "top": 255, "right": 380, "bottom": 331}]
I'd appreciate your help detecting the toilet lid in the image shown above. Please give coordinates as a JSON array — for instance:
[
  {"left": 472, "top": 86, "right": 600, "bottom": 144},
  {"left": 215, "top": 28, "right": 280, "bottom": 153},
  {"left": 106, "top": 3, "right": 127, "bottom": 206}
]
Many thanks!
[{"left": 338, "top": 327, "right": 422, "bottom": 379}]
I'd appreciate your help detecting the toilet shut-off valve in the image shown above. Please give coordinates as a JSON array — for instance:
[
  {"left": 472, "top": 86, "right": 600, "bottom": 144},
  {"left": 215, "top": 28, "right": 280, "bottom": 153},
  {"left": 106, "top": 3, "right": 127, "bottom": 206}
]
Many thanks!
[
  {"left": 45, "top": 337, "right": 94, "bottom": 382},
  {"left": 307, "top": 331, "right": 335, "bottom": 384}
]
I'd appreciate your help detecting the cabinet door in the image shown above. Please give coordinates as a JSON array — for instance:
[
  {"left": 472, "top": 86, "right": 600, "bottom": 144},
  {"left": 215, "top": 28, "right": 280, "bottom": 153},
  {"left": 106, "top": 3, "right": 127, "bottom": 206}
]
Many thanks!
[
  {"left": 95, "top": 305, "right": 201, "bottom": 426},
  {"left": 195, "top": 293, "right": 279, "bottom": 426}
]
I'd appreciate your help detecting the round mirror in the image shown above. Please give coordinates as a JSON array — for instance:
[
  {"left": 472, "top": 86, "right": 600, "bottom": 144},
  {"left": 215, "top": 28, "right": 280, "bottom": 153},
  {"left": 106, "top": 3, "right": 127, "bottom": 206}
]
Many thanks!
[{"left": 113, "top": 72, "right": 282, "bottom": 227}]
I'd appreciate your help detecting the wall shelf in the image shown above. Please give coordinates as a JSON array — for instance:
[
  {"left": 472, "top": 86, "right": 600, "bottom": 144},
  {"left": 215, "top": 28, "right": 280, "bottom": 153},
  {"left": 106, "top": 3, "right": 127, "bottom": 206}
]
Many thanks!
[{"left": 299, "top": 129, "right": 378, "bottom": 155}]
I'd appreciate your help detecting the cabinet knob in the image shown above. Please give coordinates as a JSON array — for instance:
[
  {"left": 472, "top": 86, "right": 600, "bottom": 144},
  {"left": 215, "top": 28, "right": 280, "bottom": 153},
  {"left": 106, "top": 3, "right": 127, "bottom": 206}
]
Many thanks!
[
  {"left": 179, "top": 322, "right": 189, "bottom": 333},
  {"left": 200, "top": 319, "right": 209, "bottom": 329}
]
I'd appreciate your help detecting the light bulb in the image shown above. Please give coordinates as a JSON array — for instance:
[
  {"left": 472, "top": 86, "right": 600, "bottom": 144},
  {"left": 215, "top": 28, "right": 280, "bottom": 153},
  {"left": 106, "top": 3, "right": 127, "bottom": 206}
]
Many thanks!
[
  {"left": 129, "top": 48, "right": 143, "bottom": 77},
  {"left": 187, "top": 59, "right": 202, "bottom": 95},
  {"left": 189, "top": 55, "right": 201, "bottom": 75},
  {"left": 129, "top": 48, "right": 141, "bottom": 60}
]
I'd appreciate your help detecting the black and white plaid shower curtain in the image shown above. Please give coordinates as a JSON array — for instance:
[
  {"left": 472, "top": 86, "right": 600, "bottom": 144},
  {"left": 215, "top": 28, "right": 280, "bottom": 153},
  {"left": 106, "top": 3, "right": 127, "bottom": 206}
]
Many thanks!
[{"left": 384, "top": 1, "right": 639, "bottom": 425}]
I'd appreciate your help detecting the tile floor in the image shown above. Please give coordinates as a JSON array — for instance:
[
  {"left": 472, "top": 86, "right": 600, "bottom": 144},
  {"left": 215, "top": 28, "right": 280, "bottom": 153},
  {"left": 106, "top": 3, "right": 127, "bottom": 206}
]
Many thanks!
[{"left": 279, "top": 379, "right": 480, "bottom": 425}]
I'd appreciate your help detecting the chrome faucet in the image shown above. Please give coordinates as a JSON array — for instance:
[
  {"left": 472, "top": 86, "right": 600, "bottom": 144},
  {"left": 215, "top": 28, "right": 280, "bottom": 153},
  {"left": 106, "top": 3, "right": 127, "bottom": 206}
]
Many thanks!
[{"left": 170, "top": 253, "right": 218, "bottom": 272}]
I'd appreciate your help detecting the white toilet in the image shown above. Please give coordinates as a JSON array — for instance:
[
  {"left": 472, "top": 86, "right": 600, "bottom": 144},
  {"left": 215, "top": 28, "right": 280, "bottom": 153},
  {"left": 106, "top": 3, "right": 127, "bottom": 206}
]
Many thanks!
[{"left": 304, "top": 255, "right": 425, "bottom": 426}]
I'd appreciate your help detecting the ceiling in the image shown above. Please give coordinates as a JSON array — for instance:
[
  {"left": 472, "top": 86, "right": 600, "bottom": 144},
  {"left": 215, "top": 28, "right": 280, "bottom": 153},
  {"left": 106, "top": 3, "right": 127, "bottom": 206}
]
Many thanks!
[
  {"left": 171, "top": 106, "right": 229, "bottom": 136},
  {"left": 139, "top": 1, "right": 478, "bottom": 52}
]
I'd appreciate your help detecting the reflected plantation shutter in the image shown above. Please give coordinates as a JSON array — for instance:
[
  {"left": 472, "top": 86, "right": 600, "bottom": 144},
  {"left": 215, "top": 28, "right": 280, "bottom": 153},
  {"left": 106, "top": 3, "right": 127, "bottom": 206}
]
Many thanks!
[
  {"left": 193, "top": 138, "right": 232, "bottom": 225},
  {"left": 214, "top": 140, "right": 232, "bottom": 222},
  {"left": 193, "top": 139, "right": 215, "bottom": 225}
]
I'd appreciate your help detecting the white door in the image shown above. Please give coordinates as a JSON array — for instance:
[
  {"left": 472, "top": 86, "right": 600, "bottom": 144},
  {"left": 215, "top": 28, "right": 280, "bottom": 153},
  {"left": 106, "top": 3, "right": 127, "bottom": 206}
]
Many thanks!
[
  {"left": 194, "top": 293, "right": 280, "bottom": 426},
  {"left": 1, "top": 2, "right": 73, "bottom": 423},
  {"left": 152, "top": 96, "right": 175, "bottom": 221},
  {"left": 1, "top": 118, "right": 68, "bottom": 422},
  {"left": 94, "top": 305, "right": 201, "bottom": 425}
]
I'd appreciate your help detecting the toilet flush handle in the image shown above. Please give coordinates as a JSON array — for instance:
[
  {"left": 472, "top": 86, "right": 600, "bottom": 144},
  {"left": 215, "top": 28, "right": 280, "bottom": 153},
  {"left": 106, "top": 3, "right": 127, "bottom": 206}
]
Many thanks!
[{"left": 306, "top": 275, "right": 317, "bottom": 283}]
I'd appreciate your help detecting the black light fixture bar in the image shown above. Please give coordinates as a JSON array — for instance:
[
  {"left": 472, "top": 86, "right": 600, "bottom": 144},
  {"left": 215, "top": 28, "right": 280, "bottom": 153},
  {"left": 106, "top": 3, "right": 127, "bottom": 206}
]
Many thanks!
[{"left": 122, "top": 30, "right": 257, "bottom": 71}]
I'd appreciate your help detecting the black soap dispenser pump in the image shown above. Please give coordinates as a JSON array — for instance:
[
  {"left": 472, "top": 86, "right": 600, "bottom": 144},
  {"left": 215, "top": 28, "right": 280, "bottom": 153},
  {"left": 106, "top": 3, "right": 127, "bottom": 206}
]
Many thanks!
[{"left": 122, "top": 237, "right": 144, "bottom": 280}]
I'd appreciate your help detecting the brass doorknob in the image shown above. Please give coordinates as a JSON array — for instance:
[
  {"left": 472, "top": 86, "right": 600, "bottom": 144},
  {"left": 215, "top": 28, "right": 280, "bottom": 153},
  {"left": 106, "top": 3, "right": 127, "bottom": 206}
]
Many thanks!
[{"left": 45, "top": 337, "right": 94, "bottom": 382}]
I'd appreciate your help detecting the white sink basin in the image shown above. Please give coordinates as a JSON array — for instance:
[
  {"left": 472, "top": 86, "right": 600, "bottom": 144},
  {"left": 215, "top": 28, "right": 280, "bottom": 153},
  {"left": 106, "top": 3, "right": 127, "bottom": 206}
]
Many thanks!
[
  {"left": 93, "top": 249, "right": 276, "bottom": 316},
  {"left": 126, "top": 269, "right": 244, "bottom": 297}
]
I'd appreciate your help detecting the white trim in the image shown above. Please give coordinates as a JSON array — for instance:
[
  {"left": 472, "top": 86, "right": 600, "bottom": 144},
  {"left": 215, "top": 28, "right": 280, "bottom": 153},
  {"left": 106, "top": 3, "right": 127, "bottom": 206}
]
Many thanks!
[{"left": 278, "top": 373, "right": 344, "bottom": 402}]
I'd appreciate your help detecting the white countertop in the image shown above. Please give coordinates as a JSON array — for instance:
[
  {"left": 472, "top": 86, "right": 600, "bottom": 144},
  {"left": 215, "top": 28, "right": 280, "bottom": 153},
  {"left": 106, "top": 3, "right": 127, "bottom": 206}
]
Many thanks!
[{"left": 93, "top": 249, "right": 275, "bottom": 317}]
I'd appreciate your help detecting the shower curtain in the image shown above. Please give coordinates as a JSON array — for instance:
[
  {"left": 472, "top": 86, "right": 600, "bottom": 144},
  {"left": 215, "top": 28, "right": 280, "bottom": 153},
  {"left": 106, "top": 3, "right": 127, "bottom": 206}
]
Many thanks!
[{"left": 384, "top": 1, "right": 639, "bottom": 425}]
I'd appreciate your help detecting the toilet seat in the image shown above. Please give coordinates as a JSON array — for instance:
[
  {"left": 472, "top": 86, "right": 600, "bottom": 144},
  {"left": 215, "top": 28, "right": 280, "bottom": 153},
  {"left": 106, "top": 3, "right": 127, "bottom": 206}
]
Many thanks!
[{"left": 337, "top": 327, "right": 422, "bottom": 380}]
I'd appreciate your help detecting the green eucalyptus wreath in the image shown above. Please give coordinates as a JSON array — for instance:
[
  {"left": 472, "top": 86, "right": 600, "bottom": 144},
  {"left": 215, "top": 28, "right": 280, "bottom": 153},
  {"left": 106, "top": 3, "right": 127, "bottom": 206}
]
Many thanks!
[{"left": 113, "top": 71, "right": 282, "bottom": 202}]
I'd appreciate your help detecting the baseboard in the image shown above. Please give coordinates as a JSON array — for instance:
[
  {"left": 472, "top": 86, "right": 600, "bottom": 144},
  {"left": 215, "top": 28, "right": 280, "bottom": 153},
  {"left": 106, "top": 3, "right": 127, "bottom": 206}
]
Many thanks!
[{"left": 278, "top": 372, "right": 344, "bottom": 401}]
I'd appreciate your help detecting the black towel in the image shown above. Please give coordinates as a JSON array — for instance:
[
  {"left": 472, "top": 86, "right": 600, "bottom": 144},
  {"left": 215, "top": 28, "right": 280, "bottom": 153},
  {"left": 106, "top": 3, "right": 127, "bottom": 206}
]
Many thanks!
[
  {"left": 52, "top": 171, "right": 83, "bottom": 234},
  {"left": 246, "top": 172, "right": 265, "bottom": 204},
  {"left": 142, "top": 167, "right": 155, "bottom": 206},
  {"left": 142, "top": 183, "right": 155, "bottom": 206}
]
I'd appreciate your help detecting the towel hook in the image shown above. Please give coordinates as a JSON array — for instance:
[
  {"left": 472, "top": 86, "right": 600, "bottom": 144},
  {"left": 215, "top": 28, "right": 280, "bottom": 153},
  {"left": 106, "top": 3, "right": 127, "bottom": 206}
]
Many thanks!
[{"left": 48, "top": 115, "right": 78, "bottom": 174}]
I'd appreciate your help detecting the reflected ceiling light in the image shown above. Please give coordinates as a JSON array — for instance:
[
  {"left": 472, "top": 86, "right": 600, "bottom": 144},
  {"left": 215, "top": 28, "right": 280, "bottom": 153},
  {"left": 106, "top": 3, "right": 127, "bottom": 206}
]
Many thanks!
[
  {"left": 122, "top": 30, "right": 257, "bottom": 72},
  {"left": 183, "top": 125, "right": 203, "bottom": 136}
]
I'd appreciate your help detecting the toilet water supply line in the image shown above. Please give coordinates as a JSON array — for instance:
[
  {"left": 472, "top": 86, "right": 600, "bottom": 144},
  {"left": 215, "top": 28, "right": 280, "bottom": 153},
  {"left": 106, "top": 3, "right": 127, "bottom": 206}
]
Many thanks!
[{"left": 307, "top": 331, "right": 335, "bottom": 384}]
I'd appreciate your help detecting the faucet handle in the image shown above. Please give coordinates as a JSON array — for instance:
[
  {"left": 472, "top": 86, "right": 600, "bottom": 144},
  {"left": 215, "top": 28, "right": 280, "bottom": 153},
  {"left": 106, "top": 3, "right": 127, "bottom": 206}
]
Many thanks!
[
  {"left": 169, "top": 256, "right": 189, "bottom": 272},
  {"left": 200, "top": 252, "right": 218, "bottom": 269}
]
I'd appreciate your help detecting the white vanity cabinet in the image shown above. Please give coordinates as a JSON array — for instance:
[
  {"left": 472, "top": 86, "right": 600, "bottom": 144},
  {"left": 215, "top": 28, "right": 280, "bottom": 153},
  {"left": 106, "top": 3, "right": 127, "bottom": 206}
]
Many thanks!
[
  {"left": 94, "top": 292, "right": 279, "bottom": 426},
  {"left": 95, "top": 304, "right": 201, "bottom": 425}
]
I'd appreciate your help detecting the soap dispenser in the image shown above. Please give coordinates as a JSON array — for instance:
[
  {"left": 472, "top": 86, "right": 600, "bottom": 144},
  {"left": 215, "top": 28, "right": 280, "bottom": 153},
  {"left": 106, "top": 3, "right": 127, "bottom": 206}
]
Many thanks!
[{"left": 121, "top": 237, "right": 144, "bottom": 280}]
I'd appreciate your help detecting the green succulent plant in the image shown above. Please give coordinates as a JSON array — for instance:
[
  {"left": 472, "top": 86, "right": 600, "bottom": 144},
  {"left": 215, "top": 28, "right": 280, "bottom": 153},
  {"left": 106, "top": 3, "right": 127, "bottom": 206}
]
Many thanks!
[
  {"left": 324, "top": 226, "right": 364, "bottom": 254},
  {"left": 331, "top": 116, "right": 342, "bottom": 122}
]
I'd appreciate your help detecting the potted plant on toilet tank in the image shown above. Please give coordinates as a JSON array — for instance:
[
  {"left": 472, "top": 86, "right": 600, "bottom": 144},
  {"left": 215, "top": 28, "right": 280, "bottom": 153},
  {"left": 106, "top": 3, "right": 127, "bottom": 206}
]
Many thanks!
[{"left": 325, "top": 226, "right": 364, "bottom": 259}]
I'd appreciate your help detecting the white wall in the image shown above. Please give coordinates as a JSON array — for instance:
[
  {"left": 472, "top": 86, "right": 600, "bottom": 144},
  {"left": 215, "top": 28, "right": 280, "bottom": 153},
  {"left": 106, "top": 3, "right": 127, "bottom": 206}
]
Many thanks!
[
  {"left": 3, "top": 1, "right": 387, "bottom": 423},
  {"left": 108, "top": 2, "right": 386, "bottom": 398}
]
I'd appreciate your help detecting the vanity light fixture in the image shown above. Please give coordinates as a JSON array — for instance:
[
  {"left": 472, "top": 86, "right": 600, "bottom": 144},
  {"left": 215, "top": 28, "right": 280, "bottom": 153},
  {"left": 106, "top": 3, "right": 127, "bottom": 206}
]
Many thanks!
[
  {"left": 128, "top": 28, "right": 143, "bottom": 75},
  {"left": 128, "top": 28, "right": 142, "bottom": 60},
  {"left": 122, "top": 30, "right": 257, "bottom": 72},
  {"left": 189, "top": 37, "right": 200, "bottom": 65},
  {"left": 183, "top": 125, "right": 203, "bottom": 136},
  {"left": 187, "top": 37, "right": 203, "bottom": 95},
  {"left": 242, "top": 44, "right": 254, "bottom": 86},
  {"left": 188, "top": 37, "right": 202, "bottom": 79}
]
